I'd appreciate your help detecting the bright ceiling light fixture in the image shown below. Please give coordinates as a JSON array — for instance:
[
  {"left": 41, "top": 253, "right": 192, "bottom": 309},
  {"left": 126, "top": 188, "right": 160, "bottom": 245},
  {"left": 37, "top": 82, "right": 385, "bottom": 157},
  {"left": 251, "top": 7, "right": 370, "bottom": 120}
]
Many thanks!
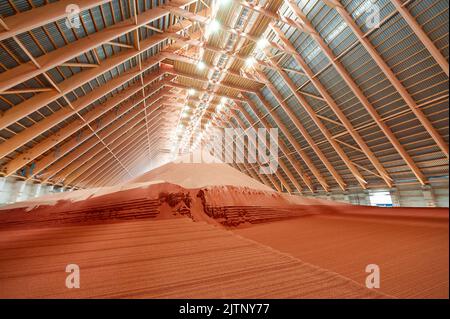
[
  {"left": 256, "top": 38, "right": 269, "bottom": 50},
  {"left": 209, "top": 19, "right": 220, "bottom": 32},
  {"left": 188, "top": 88, "right": 196, "bottom": 95},
  {"left": 197, "top": 61, "right": 206, "bottom": 70},
  {"left": 205, "top": 19, "right": 220, "bottom": 37},
  {"left": 218, "top": 0, "right": 231, "bottom": 6},
  {"left": 216, "top": 103, "right": 225, "bottom": 112},
  {"left": 245, "top": 56, "right": 256, "bottom": 68},
  {"left": 182, "top": 111, "right": 189, "bottom": 118}
]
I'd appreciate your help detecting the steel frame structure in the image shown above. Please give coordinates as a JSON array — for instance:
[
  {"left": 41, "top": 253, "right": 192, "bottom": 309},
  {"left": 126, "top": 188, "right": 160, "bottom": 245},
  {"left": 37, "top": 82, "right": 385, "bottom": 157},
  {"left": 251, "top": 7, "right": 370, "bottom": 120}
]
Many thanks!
[{"left": 0, "top": 0, "right": 447, "bottom": 194}]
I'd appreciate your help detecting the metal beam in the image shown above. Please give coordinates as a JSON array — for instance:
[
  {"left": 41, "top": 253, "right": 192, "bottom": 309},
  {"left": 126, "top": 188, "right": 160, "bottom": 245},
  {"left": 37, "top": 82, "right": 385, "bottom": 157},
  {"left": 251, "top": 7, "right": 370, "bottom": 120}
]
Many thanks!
[
  {"left": 0, "top": 0, "right": 112, "bottom": 41},
  {"left": 256, "top": 68, "right": 351, "bottom": 190},
  {"left": 79, "top": 129, "right": 165, "bottom": 187},
  {"left": 230, "top": 113, "right": 296, "bottom": 193},
  {"left": 271, "top": 23, "right": 395, "bottom": 187},
  {"left": 390, "top": 0, "right": 449, "bottom": 76},
  {"left": 160, "top": 63, "right": 256, "bottom": 94},
  {"left": 234, "top": 100, "right": 314, "bottom": 193},
  {"left": 282, "top": 2, "right": 428, "bottom": 185},
  {"left": 97, "top": 140, "right": 162, "bottom": 187},
  {"left": 0, "top": 21, "right": 192, "bottom": 130},
  {"left": 232, "top": 107, "right": 307, "bottom": 193},
  {"left": 265, "top": 50, "right": 376, "bottom": 189},
  {"left": 248, "top": 93, "right": 330, "bottom": 192},
  {"left": 47, "top": 107, "right": 166, "bottom": 185},
  {"left": 103, "top": 151, "right": 161, "bottom": 187},
  {"left": 60, "top": 62, "right": 100, "bottom": 68},
  {"left": 163, "top": 80, "right": 246, "bottom": 102},
  {"left": 62, "top": 101, "right": 181, "bottom": 187},
  {"left": 0, "top": 65, "right": 166, "bottom": 174},
  {"left": 212, "top": 126, "right": 280, "bottom": 191},
  {"left": 79, "top": 107, "right": 179, "bottom": 186},
  {"left": 166, "top": 32, "right": 280, "bottom": 72},
  {"left": 161, "top": 51, "right": 264, "bottom": 85},
  {"left": 86, "top": 130, "right": 151, "bottom": 186},
  {"left": 0, "top": 0, "right": 196, "bottom": 92},
  {"left": 30, "top": 87, "right": 174, "bottom": 180},
  {"left": 63, "top": 111, "right": 168, "bottom": 187},
  {"left": 40, "top": 103, "right": 162, "bottom": 183},
  {"left": 0, "top": 88, "right": 54, "bottom": 94},
  {"left": 333, "top": 1, "right": 448, "bottom": 157}
]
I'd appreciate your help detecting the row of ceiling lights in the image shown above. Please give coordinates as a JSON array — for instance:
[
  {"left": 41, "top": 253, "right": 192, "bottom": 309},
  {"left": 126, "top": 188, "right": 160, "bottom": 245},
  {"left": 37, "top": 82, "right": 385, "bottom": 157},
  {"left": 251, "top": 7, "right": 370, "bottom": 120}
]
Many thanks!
[
  {"left": 170, "top": 0, "right": 268, "bottom": 156},
  {"left": 197, "top": 20, "right": 269, "bottom": 70}
]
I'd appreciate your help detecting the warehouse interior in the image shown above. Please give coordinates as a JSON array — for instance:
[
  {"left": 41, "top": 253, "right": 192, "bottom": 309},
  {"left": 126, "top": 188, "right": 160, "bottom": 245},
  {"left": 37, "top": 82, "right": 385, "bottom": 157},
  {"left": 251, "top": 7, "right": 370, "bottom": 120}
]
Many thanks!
[{"left": 0, "top": 0, "right": 448, "bottom": 299}]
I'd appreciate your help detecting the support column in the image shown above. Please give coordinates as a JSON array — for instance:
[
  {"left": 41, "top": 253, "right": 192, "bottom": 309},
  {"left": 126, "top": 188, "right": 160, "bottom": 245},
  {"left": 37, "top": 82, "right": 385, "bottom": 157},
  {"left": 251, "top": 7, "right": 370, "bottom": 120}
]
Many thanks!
[
  {"left": 15, "top": 180, "right": 27, "bottom": 202},
  {"left": 422, "top": 185, "right": 437, "bottom": 207},
  {"left": 343, "top": 191, "right": 350, "bottom": 204},
  {"left": 355, "top": 190, "right": 371, "bottom": 206},
  {"left": 389, "top": 187, "right": 401, "bottom": 207}
]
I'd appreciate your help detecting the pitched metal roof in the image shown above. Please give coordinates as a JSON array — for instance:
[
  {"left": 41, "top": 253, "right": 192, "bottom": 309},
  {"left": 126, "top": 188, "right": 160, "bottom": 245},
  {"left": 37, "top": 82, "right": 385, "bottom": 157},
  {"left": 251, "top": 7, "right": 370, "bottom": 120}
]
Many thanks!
[{"left": 0, "top": 0, "right": 448, "bottom": 194}]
